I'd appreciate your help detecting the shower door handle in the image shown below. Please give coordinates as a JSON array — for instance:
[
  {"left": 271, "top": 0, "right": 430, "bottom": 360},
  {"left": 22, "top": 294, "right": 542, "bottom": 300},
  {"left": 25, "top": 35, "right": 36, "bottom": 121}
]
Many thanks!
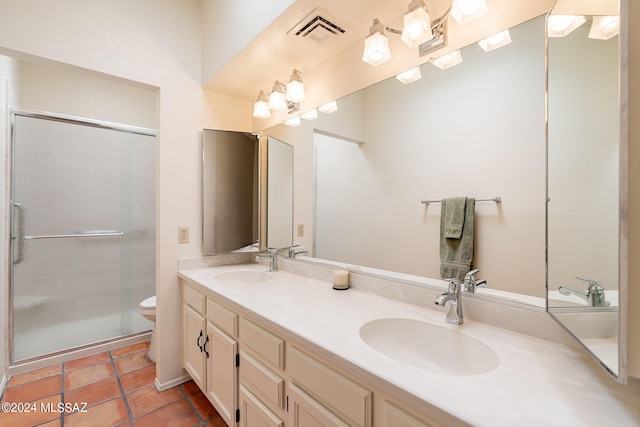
[
  {"left": 24, "top": 231, "right": 124, "bottom": 240},
  {"left": 12, "top": 202, "right": 25, "bottom": 265}
]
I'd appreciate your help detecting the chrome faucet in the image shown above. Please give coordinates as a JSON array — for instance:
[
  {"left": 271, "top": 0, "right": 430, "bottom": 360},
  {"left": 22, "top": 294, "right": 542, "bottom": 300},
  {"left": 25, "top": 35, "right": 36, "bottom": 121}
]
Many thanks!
[
  {"left": 558, "top": 276, "right": 608, "bottom": 307},
  {"left": 434, "top": 278, "right": 463, "bottom": 325},
  {"left": 288, "top": 245, "right": 308, "bottom": 258},
  {"left": 257, "top": 248, "right": 278, "bottom": 272},
  {"left": 462, "top": 269, "right": 487, "bottom": 294}
]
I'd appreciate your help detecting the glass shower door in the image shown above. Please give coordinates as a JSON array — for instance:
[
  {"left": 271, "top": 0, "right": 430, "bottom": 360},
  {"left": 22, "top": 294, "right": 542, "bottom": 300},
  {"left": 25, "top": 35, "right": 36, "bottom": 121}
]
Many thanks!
[{"left": 11, "top": 113, "right": 156, "bottom": 362}]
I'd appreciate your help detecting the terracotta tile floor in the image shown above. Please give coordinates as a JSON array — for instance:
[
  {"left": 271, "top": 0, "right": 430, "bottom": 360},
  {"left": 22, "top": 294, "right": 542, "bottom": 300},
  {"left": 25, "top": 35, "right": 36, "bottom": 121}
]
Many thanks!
[{"left": 0, "top": 341, "right": 226, "bottom": 427}]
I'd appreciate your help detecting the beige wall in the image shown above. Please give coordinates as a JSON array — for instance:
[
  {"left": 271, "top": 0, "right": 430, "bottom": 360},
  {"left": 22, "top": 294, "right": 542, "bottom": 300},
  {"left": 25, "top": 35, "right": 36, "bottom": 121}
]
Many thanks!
[{"left": 0, "top": 0, "right": 251, "bottom": 387}]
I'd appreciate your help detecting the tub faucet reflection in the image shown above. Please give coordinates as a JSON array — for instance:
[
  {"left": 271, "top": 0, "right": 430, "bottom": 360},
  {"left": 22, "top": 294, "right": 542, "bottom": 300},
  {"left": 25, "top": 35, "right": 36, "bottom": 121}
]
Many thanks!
[
  {"left": 558, "top": 276, "right": 609, "bottom": 307},
  {"left": 288, "top": 245, "right": 308, "bottom": 258},
  {"left": 434, "top": 278, "right": 463, "bottom": 325},
  {"left": 256, "top": 248, "right": 278, "bottom": 272},
  {"left": 463, "top": 269, "right": 487, "bottom": 294}
]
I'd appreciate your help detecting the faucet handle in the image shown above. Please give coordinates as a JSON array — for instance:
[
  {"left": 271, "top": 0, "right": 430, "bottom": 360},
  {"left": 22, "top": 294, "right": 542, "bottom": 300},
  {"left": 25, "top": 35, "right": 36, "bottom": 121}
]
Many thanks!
[
  {"left": 464, "top": 269, "right": 479, "bottom": 280},
  {"left": 575, "top": 276, "right": 604, "bottom": 291},
  {"left": 444, "top": 277, "right": 460, "bottom": 292}
]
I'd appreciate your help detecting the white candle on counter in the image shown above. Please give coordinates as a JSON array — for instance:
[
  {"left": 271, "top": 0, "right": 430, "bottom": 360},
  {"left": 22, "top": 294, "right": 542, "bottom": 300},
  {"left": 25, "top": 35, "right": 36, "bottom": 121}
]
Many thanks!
[{"left": 333, "top": 270, "right": 349, "bottom": 290}]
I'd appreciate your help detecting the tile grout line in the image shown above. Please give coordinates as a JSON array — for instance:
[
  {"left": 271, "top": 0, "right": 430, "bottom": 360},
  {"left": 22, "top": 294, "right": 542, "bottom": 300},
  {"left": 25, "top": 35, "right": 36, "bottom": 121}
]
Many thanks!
[
  {"left": 111, "top": 348, "right": 136, "bottom": 426},
  {"left": 179, "top": 384, "right": 206, "bottom": 425}
]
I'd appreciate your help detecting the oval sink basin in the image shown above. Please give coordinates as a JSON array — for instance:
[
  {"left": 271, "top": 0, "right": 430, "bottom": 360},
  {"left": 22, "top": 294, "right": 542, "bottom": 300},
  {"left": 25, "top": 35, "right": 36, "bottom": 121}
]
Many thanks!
[
  {"left": 214, "top": 270, "right": 274, "bottom": 284},
  {"left": 359, "top": 318, "right": 499, "bottom": 375}
]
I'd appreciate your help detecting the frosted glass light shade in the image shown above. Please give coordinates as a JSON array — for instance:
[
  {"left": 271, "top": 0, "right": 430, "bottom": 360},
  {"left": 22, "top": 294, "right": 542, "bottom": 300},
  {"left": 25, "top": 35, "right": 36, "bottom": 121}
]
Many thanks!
[
  {"left": 318, "top": 101, "right": 338, "bottom": 114},
  {"left": 548, "top": 15, "right": 586, "bottom": 37},
  {"left": 252, "top": 91, "right": 271, "bottom": 119},
  {"left": 268, "top": 82, "right": 286, "bottom": 111},
  {"left": 301, "top": 109, "right": 318, "bottom": 120},
  {"left": 478, "top": 30, "right": 512, "bottom": 52},
  {"left": 285, "top": 70, "right": 306, "bottom": 103},
  {"left": 396, "top": 67, "right": 422, "bottom": 84},
  {"left": 451, "top": 0, "right": 488, "bottom": 25},
  {"left": 362, "top": 32, "right": 391, "bottom": 66},
  {"left": 284, "top": 116, "right": 301, "bottom": 127},
  {"left": 401, "top": 6, "right": 433, "bottom": 48},
  {"left": 432, "top": 50, "right": 462, "bottom": 70},
  {"left": 589, "top": 16, "right": 620, "bottom": 40}
]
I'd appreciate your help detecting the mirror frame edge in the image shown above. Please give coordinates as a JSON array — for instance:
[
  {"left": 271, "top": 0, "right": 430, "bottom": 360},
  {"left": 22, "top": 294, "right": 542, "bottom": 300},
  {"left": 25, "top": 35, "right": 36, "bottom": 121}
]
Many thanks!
[{"left": 544, "top": 0, "right": 629, "bottom": 384}]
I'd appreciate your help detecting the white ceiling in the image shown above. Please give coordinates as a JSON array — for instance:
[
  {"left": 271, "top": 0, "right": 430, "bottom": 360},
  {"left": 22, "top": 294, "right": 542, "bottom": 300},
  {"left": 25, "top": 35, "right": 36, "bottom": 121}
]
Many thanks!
[
  {"left": 200, "top": 0, "right": 615, "bottom": 130},
  {"left": 202, "top": 0, "right": 457, "bottom": 100}
]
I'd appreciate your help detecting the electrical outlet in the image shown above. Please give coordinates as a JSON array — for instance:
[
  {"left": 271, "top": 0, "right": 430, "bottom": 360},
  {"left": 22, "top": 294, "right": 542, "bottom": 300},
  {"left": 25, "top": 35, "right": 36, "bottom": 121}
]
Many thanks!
[
  {"left": 178, "top": 227, "right": 189, "bottom": 244},
  {"left": 297, "top": 224, "right": 304, "bottom": 237}
]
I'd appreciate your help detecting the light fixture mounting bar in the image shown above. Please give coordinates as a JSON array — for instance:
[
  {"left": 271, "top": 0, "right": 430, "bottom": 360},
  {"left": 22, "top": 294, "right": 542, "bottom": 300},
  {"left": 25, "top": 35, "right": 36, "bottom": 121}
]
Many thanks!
[{"left": 419, "top": 9, "right": 449, "bottom": 57}]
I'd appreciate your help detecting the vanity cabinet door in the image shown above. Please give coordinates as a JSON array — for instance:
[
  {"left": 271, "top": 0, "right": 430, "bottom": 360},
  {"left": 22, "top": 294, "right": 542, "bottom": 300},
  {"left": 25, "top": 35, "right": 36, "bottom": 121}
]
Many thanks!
[
  {"left": 206, "top": 320, "right": 238, "bottom": 427},
  {"left": 183, "top": 304, "right": 206, "bottom": 391},
  {"left": 288, "top": 383, "right": 349, "bottom": 427},
  {"left": 239, "top": 384, "right": 284, "bottom": 427}
]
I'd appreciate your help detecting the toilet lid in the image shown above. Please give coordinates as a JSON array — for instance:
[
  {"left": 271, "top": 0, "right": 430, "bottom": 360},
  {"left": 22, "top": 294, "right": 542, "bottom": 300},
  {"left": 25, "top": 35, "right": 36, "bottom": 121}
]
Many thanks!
[{"left": 140, "top": 296, "right": 156, "bottom": 309}]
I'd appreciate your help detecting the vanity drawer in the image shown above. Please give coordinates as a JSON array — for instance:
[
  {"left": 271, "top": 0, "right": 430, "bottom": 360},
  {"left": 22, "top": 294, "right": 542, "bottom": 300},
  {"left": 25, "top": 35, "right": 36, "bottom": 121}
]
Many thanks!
[
  {"left": 383, "top": 400, "right": 434, "bottom": 427},
  {"left": 207, "top": 297, "right": 238, "bottom": 338},
  {"left": 288, "top": 346, "right": 372, "bottom": 427},
  {"left": 240, "top": 318, "right": 285, "bottom": 370},
  {"left": 183, "top": 283, "right": 205, "bottom": 314},
  {"left": 239, "top": 350, "right": 284, "bottom": 409}
]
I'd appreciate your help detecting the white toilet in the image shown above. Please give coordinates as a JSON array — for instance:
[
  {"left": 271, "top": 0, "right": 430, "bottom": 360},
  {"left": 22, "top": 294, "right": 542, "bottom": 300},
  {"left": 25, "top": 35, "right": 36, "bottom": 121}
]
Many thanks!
[{"left": 139, "top": 295, "right": 157, "bottom": 362}]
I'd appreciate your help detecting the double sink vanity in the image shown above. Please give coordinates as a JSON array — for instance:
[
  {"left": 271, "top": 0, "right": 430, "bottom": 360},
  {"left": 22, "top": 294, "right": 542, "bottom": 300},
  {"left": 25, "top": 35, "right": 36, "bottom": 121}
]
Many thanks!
[{"left": 179, "top": 258, "right": 640, "bottom": 427}]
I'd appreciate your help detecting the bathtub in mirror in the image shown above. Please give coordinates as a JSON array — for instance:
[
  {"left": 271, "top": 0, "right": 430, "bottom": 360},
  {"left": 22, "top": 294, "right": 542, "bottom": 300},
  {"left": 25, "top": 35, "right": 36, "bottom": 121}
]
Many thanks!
[{"left": 546, "top": 0, "right": 625, "bottom": 381}]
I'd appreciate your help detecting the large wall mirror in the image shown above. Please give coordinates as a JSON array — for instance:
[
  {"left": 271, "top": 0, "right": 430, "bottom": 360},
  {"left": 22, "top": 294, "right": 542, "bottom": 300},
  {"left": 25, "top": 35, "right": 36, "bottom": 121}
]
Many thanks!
[
  {"left": 265, "top": 14, "right": 548, "bottom": 304},
  {"left": 260, "top": 1, "right": 626, "bottom": 382},
  {"left": 546, "top": 0, "right": 625, "bottom": 381}
]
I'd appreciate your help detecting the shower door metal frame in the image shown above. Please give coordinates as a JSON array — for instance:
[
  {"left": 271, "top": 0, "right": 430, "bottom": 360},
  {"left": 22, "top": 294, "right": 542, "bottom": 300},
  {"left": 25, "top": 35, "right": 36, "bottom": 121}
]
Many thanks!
[{"left": 8, "top": 108, "right": 157, "bottom": 365}]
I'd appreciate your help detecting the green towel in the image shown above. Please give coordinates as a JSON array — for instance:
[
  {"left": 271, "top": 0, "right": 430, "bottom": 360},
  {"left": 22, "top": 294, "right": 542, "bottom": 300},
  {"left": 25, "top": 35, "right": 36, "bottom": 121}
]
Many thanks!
[
  {"left": 443, "top": 196, "right": 467, "bottom": 239},
  {"left": 440, "top": 197, "right": 475, "bottom": 280}
]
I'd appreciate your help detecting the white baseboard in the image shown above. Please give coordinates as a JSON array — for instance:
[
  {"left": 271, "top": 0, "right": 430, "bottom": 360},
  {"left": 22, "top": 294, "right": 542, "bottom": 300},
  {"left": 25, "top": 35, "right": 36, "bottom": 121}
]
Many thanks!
[{"left": 154, "top": 374, "right": 191, "bottom": 392}]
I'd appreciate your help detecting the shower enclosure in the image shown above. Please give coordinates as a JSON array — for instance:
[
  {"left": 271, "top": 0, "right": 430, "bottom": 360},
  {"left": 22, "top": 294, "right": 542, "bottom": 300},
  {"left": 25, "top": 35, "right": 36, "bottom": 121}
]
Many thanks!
[{"left": 10, "top": 111, "right": 156, "bottom": 363}]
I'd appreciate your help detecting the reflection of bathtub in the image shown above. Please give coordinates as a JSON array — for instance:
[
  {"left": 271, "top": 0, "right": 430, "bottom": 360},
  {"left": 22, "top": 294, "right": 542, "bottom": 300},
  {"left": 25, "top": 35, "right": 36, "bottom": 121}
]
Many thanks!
[
  {"left": 548, "top": 290, "right": 619, "bottom": 308},
  {"left": 474, "top": 288, "right": 545, "bottom": 307}
]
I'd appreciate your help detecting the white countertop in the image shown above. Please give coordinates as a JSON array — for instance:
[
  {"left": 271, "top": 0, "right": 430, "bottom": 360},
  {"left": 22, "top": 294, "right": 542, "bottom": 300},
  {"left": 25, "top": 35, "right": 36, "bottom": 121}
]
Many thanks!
[{"left": 178, "top": 264, "right": 640, "bottom": 427}]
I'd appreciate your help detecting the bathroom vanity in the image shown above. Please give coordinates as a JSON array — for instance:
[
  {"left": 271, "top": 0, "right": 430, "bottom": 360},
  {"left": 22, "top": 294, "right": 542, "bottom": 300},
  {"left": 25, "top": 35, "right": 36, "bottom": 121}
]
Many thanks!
[{"left": 179, "top": 262, "right": 640, "bottom": 427}]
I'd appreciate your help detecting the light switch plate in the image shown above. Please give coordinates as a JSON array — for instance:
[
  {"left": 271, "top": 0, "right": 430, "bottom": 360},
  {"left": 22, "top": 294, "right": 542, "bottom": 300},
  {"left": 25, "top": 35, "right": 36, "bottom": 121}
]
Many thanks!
[
  {"left": 178, "top": 227, "right": 189, "bottom": 244},
  {"left": 297, "top": 224, "right": 304, "bottom": 237}
]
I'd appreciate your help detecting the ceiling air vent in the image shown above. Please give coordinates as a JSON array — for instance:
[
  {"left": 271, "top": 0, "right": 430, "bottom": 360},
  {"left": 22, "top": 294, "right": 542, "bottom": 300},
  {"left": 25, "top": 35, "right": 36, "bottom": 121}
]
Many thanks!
[{"left": 288, "top": 8, "right": 347, "bottom": 46}]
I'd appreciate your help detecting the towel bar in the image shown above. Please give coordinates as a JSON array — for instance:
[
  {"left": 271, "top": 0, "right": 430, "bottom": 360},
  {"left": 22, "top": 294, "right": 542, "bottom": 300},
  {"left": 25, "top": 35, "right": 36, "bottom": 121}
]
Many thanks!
[{"left": 421, "top": 197, "right": 501, "bottom": 205}]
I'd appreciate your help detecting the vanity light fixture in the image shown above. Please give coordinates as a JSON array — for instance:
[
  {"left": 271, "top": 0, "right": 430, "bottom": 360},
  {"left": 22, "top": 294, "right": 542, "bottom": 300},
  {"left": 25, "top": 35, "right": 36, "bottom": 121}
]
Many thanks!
[
  {"left": 432, "top": 50, "right": 462, "bottom": 69},
  {"left": 284, "top": 116, "right": 301, "bottom": 127},
  {"left": 588, "top": 16, "right": 620, "bottom": 40},
  {"left": 362, "top": 0, "right": 454, "bottom": 67},
  {"left": 285, "top": 69, "right": 306, "bottom": 103},
  {"left": 450, "top": 0, "right": 488, "bottom": 25},
  {"left": 318, "top": 100, "right": 338, "bottom": 114},
  {"left": 362, "top": 19, "right": 392, "bottom": 66},
  {"left": 396, "top": 66, "right": 422, "bottom": 84},
  {"left": 268, "top": 81, "right": 287, "bottom": 111},
  {"left": 400, "top": 0, "right": 433, "bottom": 48},
  {"left": 301, "top": 109, "right": 318, "bottom": 120},
  {"left": 547, "top": 15, "right": 586, "bottom": 37},
  {"left": 252, "top": 90, "right": 271, "bottom": 119},
  {"left": 477, "top": 29, "right": 512, "bottom": 52}
]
